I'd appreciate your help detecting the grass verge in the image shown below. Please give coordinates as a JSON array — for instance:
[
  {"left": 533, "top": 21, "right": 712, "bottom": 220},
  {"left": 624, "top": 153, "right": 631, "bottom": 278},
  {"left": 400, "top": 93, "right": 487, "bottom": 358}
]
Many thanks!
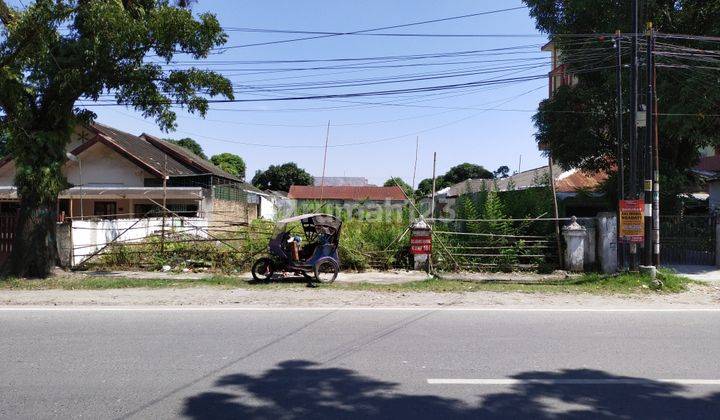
[{"left": 0, "top": 269, "right": 695, "bottom": 294}]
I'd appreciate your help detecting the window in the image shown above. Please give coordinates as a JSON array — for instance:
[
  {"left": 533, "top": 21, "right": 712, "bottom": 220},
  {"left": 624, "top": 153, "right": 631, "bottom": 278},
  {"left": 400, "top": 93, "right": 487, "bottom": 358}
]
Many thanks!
[
  {"left": 93, "top": 201, "right": 117, "bottom": 219},
  {"left": 133, "top": 203, "right": 198, "bottom": 218}
]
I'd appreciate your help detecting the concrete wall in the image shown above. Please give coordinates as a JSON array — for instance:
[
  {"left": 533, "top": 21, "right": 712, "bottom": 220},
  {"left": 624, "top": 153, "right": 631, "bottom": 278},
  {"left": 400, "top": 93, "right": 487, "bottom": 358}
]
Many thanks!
[
  {"left": 207, "top": 198, "right": 258, "bottom": 226},
  {"left": 259, "top": 195, "right": 276, "bottom": 220},
  {"left": 68, "top": 217, "right": 208, "bottom": 266}
]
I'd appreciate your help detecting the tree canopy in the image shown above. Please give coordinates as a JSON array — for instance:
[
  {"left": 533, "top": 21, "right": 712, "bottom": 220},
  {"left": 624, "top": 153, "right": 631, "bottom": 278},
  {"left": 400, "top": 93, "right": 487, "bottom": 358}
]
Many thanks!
[
  {"left": 167, "top": 138, "right": 206, "bottom": 159},
  {"left": 252, "top": 162, "right": 314, "bottom": 192},
  {"left": 211, "top": 153, "right": 246, "bottom": 180},
  {"left": 523, "top": 0, "right": 720, "bottom": 211},
  {"left": 383, "top": 177, "right": 412, "bottom": 198},
  {"left": 0, "top": 0, "right": 233, "bottom": 277},
  {"left": 494, "top": 166, "right": 510, "bottom": 179},
  {"left": 443, "top": 163, "right": 494, "bottom": 184}
]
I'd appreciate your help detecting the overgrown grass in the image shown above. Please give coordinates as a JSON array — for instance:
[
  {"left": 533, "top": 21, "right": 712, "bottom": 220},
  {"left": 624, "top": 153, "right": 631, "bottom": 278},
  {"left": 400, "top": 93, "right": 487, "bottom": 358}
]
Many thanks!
[{"left": 0, "top": 269, "right": 696, "bottom": 294}]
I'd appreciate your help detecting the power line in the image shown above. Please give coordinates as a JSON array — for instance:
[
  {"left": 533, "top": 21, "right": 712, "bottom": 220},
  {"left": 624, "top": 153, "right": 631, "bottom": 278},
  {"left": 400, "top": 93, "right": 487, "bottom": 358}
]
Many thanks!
[{"left": 217, "top": 6, "right": 529, "bottom": 50}]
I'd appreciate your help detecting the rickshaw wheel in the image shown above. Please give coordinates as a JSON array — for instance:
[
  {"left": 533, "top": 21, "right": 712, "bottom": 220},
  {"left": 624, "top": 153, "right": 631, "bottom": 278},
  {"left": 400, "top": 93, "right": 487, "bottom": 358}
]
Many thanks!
[
  {"left": 251, "top": 258, "right": 275, "bottom": 282},
  {"left": 314, "top": 258, "right": 339, "bottom": 284}
]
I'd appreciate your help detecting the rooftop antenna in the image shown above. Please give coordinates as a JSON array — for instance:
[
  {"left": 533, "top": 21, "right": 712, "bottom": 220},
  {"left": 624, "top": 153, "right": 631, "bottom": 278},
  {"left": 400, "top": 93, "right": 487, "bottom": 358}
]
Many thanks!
[
  {"left": 319, "top": 120, "right": 330, "bottom": 205},
  {"left": 517, "top": 154, "right": 523, "bottom": 174},
  {"left": 411, "top": 136, "right": 419, "bottom": 190}
]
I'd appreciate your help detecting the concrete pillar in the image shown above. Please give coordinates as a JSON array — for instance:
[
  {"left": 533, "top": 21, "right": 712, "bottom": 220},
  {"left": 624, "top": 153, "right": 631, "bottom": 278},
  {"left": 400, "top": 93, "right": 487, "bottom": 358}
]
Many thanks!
[
  {"left": 411, "top": 220, "right": 432, "bottom": 271},
  {"left": 56, "top": 222, "right": 74, "bottom": 268},
  {"left": 584, "top": 226, "right": 597, "bottom": 270},
  {"left": 597, "top": 212, "right": 619, "bottom": 273},
  {"left": 562, "top": 216, "right": 586, "bottom": 272}
]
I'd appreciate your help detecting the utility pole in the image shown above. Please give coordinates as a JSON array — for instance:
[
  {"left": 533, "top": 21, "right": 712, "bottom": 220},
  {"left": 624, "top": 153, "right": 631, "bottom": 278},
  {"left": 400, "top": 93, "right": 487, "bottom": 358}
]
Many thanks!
[
  {"left": 629, "top": 0, "right": 639, "bottom": 269},
  {"left": 644, "top": 23, "right": 655, "bottom": 266},
  {"left": 652, "top": 38, "right": 661, "bottom": 266},
  {"left": 319, "top": 120, "right": 330, "bottom": 205},
  {"left": 430, "top": 152, "right": 437, "bottom": 221},
  {"left": 161, "top": 154, "right": 167, "bottom": 254},
  {"left": 615, "top": 30, "right": 626, "bottom": 269},
  {"left": 615, "top": 30, "right": 625, "bottom": 201}
]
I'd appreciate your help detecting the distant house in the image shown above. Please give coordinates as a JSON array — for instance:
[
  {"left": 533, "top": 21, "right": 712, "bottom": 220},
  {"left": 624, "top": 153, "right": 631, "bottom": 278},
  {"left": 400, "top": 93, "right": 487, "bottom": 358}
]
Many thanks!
[
  {"left": 313, "top": 176, "right": 372, "bottom": 187},
  {"left": 0, "top": 122, "right": 265, "bottom": 265},
  {"left": 428, "top": 165, "right": 609, "bottom": 218},
  {"left": 288, "top": 185, "right": 406, "bottom": 206},
  {"left": 0, "top": 122, "right": 263, "bottom": 222},
  {"left": 692, "top": 148, "right": 720, "bottom": 212}
]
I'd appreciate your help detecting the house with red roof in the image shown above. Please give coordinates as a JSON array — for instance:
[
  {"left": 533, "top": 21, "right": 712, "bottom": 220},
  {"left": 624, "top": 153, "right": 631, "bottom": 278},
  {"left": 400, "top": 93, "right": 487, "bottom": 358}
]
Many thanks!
[{"left": 288, "top": 185, "right": 407, "bottom": 206}]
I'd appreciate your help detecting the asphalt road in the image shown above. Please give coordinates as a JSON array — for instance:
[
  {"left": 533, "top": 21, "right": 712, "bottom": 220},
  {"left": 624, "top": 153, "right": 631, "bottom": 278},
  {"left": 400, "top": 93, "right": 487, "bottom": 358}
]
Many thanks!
[{"left": 1, "top": 307, "right": 720, "bottom": 419}]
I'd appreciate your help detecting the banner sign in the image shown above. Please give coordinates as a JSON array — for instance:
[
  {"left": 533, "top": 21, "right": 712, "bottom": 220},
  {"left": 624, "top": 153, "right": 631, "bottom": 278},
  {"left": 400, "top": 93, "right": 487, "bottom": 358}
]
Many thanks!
[
  {"left": 619, "top": 200, "right": 644, "bottom": 243},
  {"left": 410, "top": 235, "right": 432, "bottom": 255}
]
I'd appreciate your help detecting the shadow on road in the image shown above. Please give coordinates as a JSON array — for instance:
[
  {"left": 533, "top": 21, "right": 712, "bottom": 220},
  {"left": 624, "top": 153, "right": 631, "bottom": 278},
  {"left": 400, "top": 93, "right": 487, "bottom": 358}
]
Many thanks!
[{"left": 182, "top": 360, "right": 720, "bottom": 419}]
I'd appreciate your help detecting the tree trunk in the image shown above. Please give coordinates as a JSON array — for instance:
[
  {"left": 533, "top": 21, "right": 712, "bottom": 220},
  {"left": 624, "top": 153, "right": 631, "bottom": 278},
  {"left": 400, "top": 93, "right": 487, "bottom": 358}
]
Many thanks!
[
  {"left": 2, "top": 125, "right": 70, "bottom": 278},
  {"left": 4, "top": 196, "right": 59, "bottom": 278}
]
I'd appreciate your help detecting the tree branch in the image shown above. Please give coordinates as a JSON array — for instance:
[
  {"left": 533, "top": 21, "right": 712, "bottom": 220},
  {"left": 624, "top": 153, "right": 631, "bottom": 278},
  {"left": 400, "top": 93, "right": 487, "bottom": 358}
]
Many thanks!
[{"left": 0, "top": 0, "right": 15, "bottom": 26}]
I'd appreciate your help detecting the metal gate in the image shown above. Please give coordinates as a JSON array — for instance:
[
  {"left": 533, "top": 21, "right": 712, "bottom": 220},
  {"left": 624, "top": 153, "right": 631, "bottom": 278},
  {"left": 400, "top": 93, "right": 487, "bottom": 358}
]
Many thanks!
[
  {"left": 0, "top": 215, "right": 17, "bottom": 264},
  {"left": 660, "top": 215, "right": 716, "bottom": 265}
]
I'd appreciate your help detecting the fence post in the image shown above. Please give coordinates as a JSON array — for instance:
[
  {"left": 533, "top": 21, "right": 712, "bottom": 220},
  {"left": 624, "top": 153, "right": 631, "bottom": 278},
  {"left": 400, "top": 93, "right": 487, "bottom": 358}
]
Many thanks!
[
  {"left": 562, "top": 216, "right": 586, "bottom": 272},
  {"left": 597, "top": 212, "right": 619, "bottom": 273}
]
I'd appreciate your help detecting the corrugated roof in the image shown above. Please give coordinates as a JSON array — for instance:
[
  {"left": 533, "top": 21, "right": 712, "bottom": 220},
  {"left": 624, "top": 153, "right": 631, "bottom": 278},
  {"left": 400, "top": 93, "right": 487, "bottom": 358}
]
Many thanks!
[
  {"left": 447, "top": 165, "right": 606, "bottom": 197},
  {"left": 91, "top": 123, "right": 194, "bottom": 176},
  {"left": 696, "top": 155, "right": 720, "bottom": 172},
  {"left": 555, "top": 168, "right": 608, "bottom": 193},
  {"left": 288, "top": 185, "right": 406, "bottom": 201},
  {"left": 141, "top": 133, "right": 241, "bottom": 182},
  {"left": 312, "top": 177, "right": 370, "bottom": 187}
]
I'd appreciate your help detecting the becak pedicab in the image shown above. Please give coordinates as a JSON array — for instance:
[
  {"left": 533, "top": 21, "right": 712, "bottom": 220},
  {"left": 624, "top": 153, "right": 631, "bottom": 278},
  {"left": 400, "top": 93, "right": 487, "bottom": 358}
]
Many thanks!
[{"left": 251, "top": 213, "right": 342, "bottom": 283}]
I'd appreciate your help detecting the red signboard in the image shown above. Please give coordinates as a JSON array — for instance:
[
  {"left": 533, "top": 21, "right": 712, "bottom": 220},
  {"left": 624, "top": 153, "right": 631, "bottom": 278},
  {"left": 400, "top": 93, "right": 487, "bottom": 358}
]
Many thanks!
[
  {"left": 619, "top": 200, "right": 644, "bottom": 243},
  {"left": 410, "top": 235, "right": 432, "bottom": 255}
]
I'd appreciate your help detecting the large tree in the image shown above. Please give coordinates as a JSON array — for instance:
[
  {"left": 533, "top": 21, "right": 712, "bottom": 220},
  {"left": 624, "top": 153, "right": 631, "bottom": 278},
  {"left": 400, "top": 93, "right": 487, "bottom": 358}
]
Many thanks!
[
  {"left": 252, "top": 162, "right": 313, "bottom": 192},
  {"left": 167, "top": 137, "right": 206, "bottom": 159},
  {"left": 443, "top": 163, "right": 494, "bottom": 185},
  {"left": 0, "top": 0, "right": 233, "bottom": 277},
  {"left": 523, "top": 0, "right": 720, "bottom": 211},
  {"left": 211, "top": 152, "right": 245, "bottom": 180}
]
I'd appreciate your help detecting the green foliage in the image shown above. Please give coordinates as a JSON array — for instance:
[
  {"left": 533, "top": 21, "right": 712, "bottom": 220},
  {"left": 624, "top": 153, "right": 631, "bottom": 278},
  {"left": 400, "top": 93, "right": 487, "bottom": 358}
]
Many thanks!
[
  {"left": 494, "top": 165, "right": 510, "bottom": 179},
  {"left": 211, "top": 152, "right": 246, "bottom": 180},
  {"left": 252, "top": 162, "right": 314, "bottom": 191},
  {"left": 523, "top": 0, "right": 720, "bottom": 210},
  {"left": 443, "top": 163, "right": 494, "bottom": 184},
  {"left": 383, "top": 177, "right": 412, "bottom": 198},
  {"left": 415, "top": 176, "right": 450, "bottom": 198},
  {"left": 483, "top": 190, "right": 512, "bottom": 236},
  {"left": 167, "top": 138, "right": 206, "bottom": 159},
  {"left": 0, "top": 0, "right": 233, "bottom": 276}
]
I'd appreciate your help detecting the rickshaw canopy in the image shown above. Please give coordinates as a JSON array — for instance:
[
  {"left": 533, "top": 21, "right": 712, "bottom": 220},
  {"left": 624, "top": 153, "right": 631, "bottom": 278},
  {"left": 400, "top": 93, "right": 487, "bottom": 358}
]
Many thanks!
[{"left": 276, "top": 213, "right": 342, "bottom": 236}]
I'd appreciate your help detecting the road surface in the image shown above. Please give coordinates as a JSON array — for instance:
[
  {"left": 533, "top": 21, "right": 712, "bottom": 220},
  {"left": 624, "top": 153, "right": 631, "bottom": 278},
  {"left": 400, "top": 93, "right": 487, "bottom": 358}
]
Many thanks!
[{"left": 1, "top": 307, "right": 719, "bottom": 419}]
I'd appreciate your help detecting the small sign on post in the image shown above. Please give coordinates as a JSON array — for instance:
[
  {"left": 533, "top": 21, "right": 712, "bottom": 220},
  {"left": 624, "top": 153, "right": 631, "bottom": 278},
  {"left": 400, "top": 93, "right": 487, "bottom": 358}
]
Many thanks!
[
  {"left": 410, "top": 235, "right": 432, "bottom": 255},
  {"left": 619, "top": 199, "right": 645, "bottom": 243}
]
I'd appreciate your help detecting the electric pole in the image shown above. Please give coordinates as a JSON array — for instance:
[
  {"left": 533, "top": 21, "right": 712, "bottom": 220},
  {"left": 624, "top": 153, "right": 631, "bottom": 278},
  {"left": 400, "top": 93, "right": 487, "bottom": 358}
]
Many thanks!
[
  {"left": 629, "top": 0, "right": 639, "bottom": 269},
  {"left": 644, "top": 23, "right": 654, "bottom": 266},
  {"left": 615, "top": 30, "right": 625, "bottom": 268}
]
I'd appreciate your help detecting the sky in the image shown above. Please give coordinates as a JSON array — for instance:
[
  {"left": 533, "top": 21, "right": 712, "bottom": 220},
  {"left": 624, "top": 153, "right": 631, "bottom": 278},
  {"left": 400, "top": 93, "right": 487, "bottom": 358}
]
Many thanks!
[{"left": 86, "top": 0, "right": 552, "bottom": 186}]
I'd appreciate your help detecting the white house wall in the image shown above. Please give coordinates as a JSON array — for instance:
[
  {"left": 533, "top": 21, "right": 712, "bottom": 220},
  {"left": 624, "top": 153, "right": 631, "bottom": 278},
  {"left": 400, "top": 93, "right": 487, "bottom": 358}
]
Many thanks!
[
  {"left": 64, "top": 142, "right": 152, "bottom": 187},
  {"left": 0, "top": 131, "right": 154, "bottom": 189}
]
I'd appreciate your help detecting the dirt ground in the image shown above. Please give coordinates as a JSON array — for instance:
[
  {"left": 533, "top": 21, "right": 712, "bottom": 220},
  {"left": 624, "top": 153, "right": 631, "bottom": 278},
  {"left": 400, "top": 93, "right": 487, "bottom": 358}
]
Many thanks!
[
  {"left": 1, "top": 283, "right": 718, "bottom": 309},
  {"left": 78, "top": 269, "right": 575, "bottom": 284}
]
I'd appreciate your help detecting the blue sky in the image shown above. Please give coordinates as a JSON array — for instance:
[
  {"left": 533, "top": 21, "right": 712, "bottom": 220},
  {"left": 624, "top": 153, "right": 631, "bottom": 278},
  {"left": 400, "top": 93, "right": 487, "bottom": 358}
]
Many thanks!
[{"left": 89, "top": 1, "right": 551, "bottom": 185}]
